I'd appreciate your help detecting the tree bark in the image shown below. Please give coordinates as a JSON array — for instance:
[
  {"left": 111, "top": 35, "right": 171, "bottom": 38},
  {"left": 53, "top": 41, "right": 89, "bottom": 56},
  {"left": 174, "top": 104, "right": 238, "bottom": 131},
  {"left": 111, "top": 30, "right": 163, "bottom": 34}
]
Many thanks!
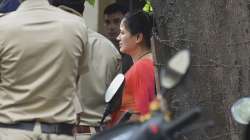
[{"left": 151, "top": 0, "right": 250, "bottom": 140}]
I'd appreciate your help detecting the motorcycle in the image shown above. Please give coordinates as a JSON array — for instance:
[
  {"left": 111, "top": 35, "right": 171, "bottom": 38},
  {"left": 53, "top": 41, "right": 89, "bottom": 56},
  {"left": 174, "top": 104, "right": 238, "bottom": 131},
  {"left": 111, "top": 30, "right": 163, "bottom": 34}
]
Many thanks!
[
  {"left": 231, "top": 97, "right": 250, "bottom": 140},
  {"left": 90, "top": 49, "right": 207, "bottom": 140}
]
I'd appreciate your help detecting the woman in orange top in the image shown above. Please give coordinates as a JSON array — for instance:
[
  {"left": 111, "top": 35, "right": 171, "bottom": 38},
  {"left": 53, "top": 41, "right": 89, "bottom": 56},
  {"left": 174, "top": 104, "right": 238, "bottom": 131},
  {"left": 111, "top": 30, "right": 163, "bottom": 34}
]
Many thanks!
[{"left": 110, "top": 11, "right": 155, "bottom": 126}]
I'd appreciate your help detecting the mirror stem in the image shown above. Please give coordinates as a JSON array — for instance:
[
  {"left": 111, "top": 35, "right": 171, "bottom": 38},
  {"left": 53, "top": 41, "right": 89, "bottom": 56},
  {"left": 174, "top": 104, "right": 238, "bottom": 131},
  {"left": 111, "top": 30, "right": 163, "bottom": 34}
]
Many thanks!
[
  {"left": 99, "top": 104, "right": 112, "bottom": 128},
  {"left": 157, "top": 89, "right": 171, "bottom": 121}
]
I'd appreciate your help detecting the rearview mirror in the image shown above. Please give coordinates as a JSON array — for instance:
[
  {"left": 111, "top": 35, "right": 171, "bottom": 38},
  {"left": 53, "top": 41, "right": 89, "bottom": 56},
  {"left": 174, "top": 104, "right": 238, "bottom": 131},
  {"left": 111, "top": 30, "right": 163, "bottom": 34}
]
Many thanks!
[
  {"left": 105, "top": 73, "right": 125, "bottom": 103},
  {"left": 100, "top": 73, "right": 125, "bottom": 127},
  {"left": 161, "top": 49, "right": 191, "bottom": 89},
  {"left": 231, "top": 97, "right": 250, "bottom": 125}
]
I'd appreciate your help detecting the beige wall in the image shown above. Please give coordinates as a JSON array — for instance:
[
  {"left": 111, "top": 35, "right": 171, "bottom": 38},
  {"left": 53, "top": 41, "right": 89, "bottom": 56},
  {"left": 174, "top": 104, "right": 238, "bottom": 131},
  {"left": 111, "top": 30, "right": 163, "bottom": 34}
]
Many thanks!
[{"left": 83, "top": 0, "right": 115, "bottom": 33}]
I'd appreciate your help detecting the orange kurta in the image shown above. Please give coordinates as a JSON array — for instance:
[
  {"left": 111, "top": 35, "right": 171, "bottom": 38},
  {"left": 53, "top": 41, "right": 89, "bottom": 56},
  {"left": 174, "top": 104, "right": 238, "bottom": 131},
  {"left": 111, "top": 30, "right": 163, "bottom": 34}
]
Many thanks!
[{"left": 110, "top": 58, "right": 155, "bottom": 126}]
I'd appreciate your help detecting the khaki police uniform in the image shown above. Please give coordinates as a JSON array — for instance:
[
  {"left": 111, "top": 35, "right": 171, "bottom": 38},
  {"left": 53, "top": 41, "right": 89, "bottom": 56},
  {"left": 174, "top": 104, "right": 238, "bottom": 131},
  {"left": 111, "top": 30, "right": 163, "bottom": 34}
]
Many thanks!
[
  {"left": 79, "top": 29, "right": 121, "bottom": 126},
  {"left": 75, "top": 29, "right": 121, "bottom": 139},
  {"left": 0, "top": 0, "right": 88, "bottom": 139},
  {"left": 55, "top": 6, "right": 121, "bottom": 139}
]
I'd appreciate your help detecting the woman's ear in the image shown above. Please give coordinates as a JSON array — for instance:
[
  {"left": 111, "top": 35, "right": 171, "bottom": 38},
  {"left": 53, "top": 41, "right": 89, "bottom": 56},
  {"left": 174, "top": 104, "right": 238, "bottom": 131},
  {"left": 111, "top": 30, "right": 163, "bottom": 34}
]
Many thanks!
[{"left": 135, "top": 33, "right": 143, "bottom": 44}]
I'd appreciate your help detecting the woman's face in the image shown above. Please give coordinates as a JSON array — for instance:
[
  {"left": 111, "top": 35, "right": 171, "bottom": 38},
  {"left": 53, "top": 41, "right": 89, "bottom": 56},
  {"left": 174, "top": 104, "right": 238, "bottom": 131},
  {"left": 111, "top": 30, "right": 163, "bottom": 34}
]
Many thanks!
[{"left": 116, "top": 20, "right": 137, "bottom": 55}]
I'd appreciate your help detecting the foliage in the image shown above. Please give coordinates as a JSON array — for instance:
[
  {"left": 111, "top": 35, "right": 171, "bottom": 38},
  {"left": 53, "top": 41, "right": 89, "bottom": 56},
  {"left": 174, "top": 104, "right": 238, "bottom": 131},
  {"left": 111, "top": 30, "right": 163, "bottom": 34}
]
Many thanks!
[
  {"left": 86, "top": 0, "right": 95, "bottom": 6},
  {"left": 143, "top": 0, "right": 153, "bottom": 13}
]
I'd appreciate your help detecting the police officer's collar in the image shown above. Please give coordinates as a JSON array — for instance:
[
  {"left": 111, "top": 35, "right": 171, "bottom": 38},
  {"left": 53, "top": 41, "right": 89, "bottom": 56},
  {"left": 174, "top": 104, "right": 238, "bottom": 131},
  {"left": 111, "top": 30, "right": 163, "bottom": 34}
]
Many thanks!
[{"left": 17, "top": 0, "right": 50, "bottom": 11}]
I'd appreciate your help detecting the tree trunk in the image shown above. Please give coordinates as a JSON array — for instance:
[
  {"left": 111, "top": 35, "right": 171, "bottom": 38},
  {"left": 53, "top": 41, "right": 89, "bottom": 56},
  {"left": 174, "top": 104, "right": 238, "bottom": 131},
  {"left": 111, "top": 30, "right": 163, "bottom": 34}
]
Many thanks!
[{"left": 151, "top": 0, "right": 250, "bottom": 140}]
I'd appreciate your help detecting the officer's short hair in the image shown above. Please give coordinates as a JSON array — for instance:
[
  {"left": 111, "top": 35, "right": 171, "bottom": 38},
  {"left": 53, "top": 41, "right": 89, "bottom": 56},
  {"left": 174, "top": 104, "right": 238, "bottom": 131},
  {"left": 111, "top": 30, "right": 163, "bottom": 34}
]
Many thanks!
[
  {"left": 104, "top": 3, "right": 128, "bottom": 16},
  {"left": 50, "top": 0, "right": 85, "bottom": 14}
]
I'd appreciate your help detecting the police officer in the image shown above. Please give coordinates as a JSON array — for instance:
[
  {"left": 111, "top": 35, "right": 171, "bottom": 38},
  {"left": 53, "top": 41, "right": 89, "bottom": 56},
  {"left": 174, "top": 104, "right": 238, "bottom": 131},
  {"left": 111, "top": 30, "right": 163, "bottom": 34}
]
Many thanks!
[
  {"left": 0, "top": 0, "right": 88, "bottom": 140},
  {"left": 50, "top": 0, "right": 121, "bottom": 139}
]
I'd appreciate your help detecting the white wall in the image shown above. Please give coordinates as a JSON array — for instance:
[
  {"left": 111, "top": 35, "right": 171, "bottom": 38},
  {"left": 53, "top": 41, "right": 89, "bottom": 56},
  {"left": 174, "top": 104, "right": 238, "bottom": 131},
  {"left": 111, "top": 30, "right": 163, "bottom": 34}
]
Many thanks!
[{"left": 83, "top": 1, "right": 99, "bottom": 31}]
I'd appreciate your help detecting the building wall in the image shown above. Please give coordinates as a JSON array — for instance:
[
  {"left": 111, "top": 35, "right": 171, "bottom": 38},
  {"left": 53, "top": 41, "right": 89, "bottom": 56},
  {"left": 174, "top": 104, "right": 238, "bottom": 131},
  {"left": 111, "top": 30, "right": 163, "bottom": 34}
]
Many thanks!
[{"left": 83, "top": 1, "right": 99, "bottom": 31}]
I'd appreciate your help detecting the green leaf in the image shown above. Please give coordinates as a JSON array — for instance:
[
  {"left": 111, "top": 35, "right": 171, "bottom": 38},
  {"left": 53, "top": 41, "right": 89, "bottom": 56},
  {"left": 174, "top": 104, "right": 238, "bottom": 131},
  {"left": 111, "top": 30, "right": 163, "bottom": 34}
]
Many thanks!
[
  {"left": 86, "top": 0, "right": 95, "bottom": 6},
  {"left": 143, "top": 0, "right": 153, "bottom": 13}
]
